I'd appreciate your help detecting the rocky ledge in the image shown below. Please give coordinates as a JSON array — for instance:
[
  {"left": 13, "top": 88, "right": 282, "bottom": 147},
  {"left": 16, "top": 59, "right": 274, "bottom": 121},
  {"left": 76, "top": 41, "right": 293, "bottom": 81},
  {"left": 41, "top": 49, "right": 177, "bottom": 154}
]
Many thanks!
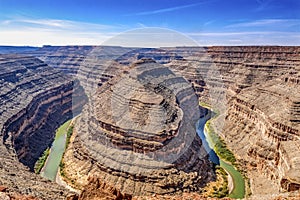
[
  {"left": 0, "top": 45, "right": 299, "bottom": 199},
  {"left": 61, "top": 59, "right": 215, "bottom": 196},
  {"left": 196, "top": 46, "right": 300, "bottom": 198},
  {"left": 0, "top": 54, "right": 83, "bottom": 199}
]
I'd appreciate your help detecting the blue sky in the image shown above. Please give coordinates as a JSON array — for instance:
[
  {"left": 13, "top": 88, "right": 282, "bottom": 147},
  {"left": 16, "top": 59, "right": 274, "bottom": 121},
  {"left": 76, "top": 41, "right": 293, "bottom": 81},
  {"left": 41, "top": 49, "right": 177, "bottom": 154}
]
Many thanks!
[{"left": 0, "top": 0, "right": 299, "bottom": 46}]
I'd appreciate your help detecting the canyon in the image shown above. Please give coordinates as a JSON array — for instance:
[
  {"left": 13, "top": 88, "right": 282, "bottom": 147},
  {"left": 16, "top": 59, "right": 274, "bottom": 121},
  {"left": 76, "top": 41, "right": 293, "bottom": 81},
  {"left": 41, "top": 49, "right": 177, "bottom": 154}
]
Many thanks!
[
  {"left": 61, "top": 58, "right": 215, "bottom": 196},
  {"left": 0, "top": 54, "right": 78, "bottom": 199},
  {"left": 0, "top": 46, "right": 299, "bottom": 199}
]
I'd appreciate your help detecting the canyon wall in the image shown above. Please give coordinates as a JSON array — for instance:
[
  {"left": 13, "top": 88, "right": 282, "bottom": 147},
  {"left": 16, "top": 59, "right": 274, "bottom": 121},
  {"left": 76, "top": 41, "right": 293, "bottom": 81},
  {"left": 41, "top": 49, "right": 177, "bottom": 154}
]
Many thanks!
[
  {"left": 198, "top": 46, "right": 300, "bottom": 197},
  {"left": 0, "top": 46, "right": 299, "bottom": 199},
  {"left": 0, "top": 54, "right": 80, "bottom": 199},
  {"left": 61, "top": 59, "right": 215, "bottom": 196},
  {"left": 34, "top": 45, "right": 299, "bottom": 198}
]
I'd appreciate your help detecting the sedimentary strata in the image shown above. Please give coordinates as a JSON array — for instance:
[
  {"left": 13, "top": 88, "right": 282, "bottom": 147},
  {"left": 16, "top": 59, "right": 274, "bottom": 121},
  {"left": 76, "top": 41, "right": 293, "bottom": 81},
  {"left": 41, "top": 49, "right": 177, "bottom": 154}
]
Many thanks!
[
  {"left": 0, "top": 46, "right": 299, "bottom": 199},
  {"left": 40, "top": 45, "right": 300, "bottom": 198},
  {"left": 202, "top": 46, "right": 300, "bottom": 197},
  {"left": 157, "top": 46, "right": 300, "bottom": 198},
  {"left": 61, "top": 59, "right": 215, "bottom": 196},
  {"left": 0, "top": 54, "right": 80, "bottom": 199}
]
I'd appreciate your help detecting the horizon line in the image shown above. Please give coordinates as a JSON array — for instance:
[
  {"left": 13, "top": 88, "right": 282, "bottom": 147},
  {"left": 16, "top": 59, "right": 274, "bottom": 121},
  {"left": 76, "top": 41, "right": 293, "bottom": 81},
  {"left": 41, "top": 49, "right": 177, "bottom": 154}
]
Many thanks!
[{"left": 1, "top": 44, "right": 299, "bottom": 48}]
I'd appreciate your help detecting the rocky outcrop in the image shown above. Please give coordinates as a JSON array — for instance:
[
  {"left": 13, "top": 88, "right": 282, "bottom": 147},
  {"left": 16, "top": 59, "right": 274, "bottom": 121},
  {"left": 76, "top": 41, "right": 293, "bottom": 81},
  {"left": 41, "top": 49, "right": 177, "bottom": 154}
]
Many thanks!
[
  {"left": 278, "top": 141, "right": 300, "bottom": 192},
  {"left": 28, "top": 46, "right": 94, "bottom": 75},
  {"left": 163, "top": 46, "right": 300, "bottom": 197},
  {"left": 73, "top": 175, "right": 235, "bottom": 200},
  {"left": 0, "top": 54, "right": 80, "bottom": 199},
  {"left": 0, "top": 45, "right": 299, "bottom": 199},
  {"left": 221, "top": 77, "right": 299, "bottom": 192},
  {"left": 0, "top": 46, "right": 38, "bottom": 54},
  {"left": 28, "top": 46, "right": 136, "bottom": 76},
  {"left": 200, "top": 46, "right": 300, "bottom": 197},
  {"left": 77, "top": 176, "right": 132, "bottom": 200},
  {"left": 61, "top": 59, "right": 215, "bottom": 196},
  {"left": 43, "top": 45, "right": 300, "bottom": 198},
  {"left": 0, "top": 55, "right": 81, "bottom": 169}
]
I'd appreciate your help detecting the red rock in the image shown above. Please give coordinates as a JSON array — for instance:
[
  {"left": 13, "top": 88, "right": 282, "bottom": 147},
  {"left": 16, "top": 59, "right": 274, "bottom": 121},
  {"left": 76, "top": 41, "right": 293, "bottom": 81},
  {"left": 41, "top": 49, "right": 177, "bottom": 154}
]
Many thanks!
[{"left": 0, "top": 185, "right": 7, "bottom": 192}]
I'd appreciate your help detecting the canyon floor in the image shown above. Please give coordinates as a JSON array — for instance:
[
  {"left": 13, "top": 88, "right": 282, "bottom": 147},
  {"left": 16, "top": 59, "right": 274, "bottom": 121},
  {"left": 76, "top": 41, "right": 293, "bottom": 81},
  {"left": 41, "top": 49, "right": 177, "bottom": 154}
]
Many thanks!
[{"left": 0, "top": 46, "right": 299, "bottom": 200}]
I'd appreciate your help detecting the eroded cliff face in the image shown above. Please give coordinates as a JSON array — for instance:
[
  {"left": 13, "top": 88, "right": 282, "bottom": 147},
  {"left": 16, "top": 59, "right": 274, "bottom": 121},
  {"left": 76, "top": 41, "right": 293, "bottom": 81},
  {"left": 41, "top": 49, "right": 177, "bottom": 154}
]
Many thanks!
[
  {"left": 221, "top": 76, "right": 300, "bottom": 196},
  {"left": 61, "top": 59, "right": 215, "bottom": 197},
  {"left": 0, "top": 54, "right": 81, "bottom": 199},
  {"left": 29, "top": 46, "right": 94, "bottom": 75},
  {"left": 28, "top": 45, "right": 136, "bottom": 76},
  {"left": 200, "top": 46, "right": 300, "bottom": 198},
  {"left": 1, "top": 46, "right": 299, "bottom": 199},
  {"left": 42, "top": 46, "right": 300, "bottom": 199},
  {"left": 155, "top": 46, "right": 300, "bottom": 198}
]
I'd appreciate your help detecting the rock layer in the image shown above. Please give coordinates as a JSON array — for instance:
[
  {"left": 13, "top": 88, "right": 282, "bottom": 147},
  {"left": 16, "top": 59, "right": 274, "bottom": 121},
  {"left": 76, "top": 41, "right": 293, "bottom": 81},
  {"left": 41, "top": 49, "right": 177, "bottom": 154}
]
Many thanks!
[
  {"left": 53, "top": 45, "right": 300, "bottom": 198},
  {"left": 0, "top": 54, "right": 79, "bottom": 199},
  {"left": 62, "top": 59, "right": 215, "bottom": 196},
  {"left": 0, "top": 45, "right": 299, "bottom": 199},
  {"left": 197, "top": 46, "right": 300, "bottom": 197}
]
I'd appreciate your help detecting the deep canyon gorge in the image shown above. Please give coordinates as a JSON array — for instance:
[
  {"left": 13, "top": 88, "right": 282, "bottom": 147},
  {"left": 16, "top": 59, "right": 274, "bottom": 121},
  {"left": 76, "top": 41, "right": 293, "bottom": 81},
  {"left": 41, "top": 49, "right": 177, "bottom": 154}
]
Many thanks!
[{"left": 0, "top": 46, "right": 299, "bottom": 200}]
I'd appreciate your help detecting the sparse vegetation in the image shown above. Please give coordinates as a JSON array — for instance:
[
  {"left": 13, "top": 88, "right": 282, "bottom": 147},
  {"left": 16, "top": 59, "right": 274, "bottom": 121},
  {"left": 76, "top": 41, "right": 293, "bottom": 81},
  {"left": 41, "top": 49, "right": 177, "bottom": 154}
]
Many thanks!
[
  {"left": 204, "top": 166, "right": 229, "bottom": 198},
  {"left": 246, "top": 177, "right": 252, "bottom": 197},
  {"left": 59, "top": 124, "right": 73, "bottom": 176},
  {"left": 200, "top": 102, "right": 246, "bottom": 198},
  {"left": 34, "top": 147, "right": 50, "bottom": 174},
  {"left": 201, "top": 101, "right": 237, "bottom": 166},
  {"left": 65, "top": 125, "right": 74, "bottom": 149},
  {"left": 199, "top": 101, "right": 211, "bottom": 108},
  {"left": 59, "top": 122, "right": 78, "bottom": 188},
  {"left": 205, "top": 120, "right": 236, "bottom": 164}
]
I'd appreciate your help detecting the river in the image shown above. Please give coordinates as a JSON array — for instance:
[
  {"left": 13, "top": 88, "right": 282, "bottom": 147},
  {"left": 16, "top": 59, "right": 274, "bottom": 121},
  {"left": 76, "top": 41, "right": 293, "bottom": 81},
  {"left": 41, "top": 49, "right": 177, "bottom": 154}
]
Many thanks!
[
  {"left": 40, "top": 114, "right": 244, "bottom": 198},
  {"left": 197, "top": 114, "right": 245, "bottom": 199},
  {"left": 40, "top": 119, "right": 71, "bottom": 181}
]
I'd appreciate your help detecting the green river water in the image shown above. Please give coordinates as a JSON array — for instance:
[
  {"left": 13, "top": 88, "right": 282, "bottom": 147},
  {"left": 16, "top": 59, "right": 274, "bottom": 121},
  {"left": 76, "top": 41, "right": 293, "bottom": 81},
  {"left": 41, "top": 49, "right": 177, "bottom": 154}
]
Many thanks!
[
  {"left": 200, "top": 117, "right": 245, "bottom": 199},
  {"left": 40, "top": 115, "right": 245, "bottom": 198},
  {"left": 40, "top": 120, "right": 71, "bottom": 181}
]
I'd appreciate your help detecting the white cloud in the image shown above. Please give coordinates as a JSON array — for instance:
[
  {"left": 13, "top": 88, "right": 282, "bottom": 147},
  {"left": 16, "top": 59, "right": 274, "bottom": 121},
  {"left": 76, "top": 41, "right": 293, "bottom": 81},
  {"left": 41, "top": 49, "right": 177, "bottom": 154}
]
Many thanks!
[
  {"left": 0, "top": 17, "right": 123, "bottom": 46},
  {"left": 203, "top": 20, "right": 215, "bottom": 26},
  {"left": 1, "top": 17, "right": 300, "bottom": 46},
  {"left": 226, "top": 19, "right": 300, "bottom": 28},
  {"left": 188, "top": 31, "right": 273, "bottom": 36},
  {"left": 1, "top": 18, "right": 118, "bottom": 31},
  {"left": 0, "top": 29, "right": 112, "bottom": 46},
  {"left": 188, "top": 31, "right": 300, "bottom": 46}
]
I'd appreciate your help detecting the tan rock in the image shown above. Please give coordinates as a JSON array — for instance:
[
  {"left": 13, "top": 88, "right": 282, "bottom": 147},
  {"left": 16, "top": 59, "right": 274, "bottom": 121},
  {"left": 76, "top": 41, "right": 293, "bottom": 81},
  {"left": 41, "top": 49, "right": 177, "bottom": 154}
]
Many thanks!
[{"left": 62, "top": 59, "right": 215, "bottom": 196}]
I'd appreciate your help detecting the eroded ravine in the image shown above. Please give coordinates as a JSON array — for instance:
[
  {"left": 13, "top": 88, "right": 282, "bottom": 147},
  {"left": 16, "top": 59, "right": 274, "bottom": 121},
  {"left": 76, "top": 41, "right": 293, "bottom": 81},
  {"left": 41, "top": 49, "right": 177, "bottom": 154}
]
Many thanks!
[
  {"left": 197, "top": 113, "right": 245, "bottom": 199},
  {"left": 0, "top": 46, "right": 299, "bottom": 199},
  {"left": 59, "top": 59, "right": 216, "bottom": 196},
  {"left": 40, "top": 119, "right": 72, "bottom": 181},
  {"left": 0, "top": 54, "right": 78, "bottom": 199}
]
